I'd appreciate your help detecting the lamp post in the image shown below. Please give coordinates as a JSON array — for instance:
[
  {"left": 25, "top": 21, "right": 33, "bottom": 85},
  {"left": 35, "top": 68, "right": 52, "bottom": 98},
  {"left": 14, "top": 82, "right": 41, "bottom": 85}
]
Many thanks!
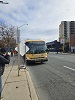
[
  {"left": 0, "top": 1, "right": 9, "bottom": 4},
  {"left": 17, "top": 24, "right": 28, "bottom": 76}
]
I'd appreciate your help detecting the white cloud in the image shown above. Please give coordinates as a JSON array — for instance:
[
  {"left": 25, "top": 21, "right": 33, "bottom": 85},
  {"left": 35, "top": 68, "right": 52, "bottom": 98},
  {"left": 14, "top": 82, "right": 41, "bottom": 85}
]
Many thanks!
[{"left": 0, "top": 0, "right": 75, "bottom": 42}]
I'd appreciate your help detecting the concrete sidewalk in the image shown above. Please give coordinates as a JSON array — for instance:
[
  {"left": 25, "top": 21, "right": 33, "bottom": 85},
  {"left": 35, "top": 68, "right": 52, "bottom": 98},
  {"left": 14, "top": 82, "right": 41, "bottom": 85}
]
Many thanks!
[{"left": 1, "top": 56, "right": 38, "bottom": 100}]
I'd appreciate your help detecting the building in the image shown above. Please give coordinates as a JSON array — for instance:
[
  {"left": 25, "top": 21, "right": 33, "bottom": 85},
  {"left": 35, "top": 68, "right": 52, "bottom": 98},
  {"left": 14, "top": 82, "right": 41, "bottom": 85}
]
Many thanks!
[
  {"left": 70, "top": 21, "right": 75, "bottom": 52},
  {"left": 59, "top": 21, "right": 75, "bottom": 52},
  {"left": 46, "top": 40, "right": 62, "bottom": 52}
]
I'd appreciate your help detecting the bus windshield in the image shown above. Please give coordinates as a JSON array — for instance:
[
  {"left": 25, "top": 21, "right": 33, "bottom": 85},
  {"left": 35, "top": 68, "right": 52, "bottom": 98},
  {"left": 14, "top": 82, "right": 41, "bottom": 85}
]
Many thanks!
[{"left": 26, "top": 41, "right": 47, "bottom": 54}]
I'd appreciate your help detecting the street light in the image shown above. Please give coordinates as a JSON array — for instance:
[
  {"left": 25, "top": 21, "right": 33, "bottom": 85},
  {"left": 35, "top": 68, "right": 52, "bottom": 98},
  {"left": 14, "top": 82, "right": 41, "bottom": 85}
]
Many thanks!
[
  {"left": 0, "top": 1, "right": 9, "bottom": 4},
  {"left": 18, "top": 24, "right": 28, "bottom": 28},
  {"left": 17, "top": 24, "right": 28, "bottom": 76}
]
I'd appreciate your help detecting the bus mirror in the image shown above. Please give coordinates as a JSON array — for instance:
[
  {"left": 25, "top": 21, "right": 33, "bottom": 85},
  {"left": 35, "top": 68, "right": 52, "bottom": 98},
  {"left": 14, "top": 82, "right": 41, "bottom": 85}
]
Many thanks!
[{"left": 46, "top": 48, "right": 49, "bottom": 53}]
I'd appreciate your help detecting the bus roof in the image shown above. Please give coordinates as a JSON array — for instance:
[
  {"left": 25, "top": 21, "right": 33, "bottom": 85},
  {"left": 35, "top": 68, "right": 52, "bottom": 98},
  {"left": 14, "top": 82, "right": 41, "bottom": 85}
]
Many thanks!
[{"left": 25, "top": 39, "right": 45, "bottom": 42}]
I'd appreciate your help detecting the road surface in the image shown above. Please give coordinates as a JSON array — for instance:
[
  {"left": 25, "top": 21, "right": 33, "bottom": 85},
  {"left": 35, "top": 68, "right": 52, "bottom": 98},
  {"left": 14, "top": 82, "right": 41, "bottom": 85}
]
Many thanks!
[{"left": 27, "top": 52, "right": 75, "bottom": 100}]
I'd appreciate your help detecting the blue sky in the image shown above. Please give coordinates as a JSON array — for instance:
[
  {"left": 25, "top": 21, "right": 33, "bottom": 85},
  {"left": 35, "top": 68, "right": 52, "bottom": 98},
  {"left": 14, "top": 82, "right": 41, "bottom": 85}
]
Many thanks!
[{"left": 0, "top": 0, "right": 75, "bottom": 42}]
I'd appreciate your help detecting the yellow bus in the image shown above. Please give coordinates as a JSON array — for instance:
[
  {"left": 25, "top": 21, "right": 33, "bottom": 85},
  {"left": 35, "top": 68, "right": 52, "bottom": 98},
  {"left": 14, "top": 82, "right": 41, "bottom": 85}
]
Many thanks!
[{"left": 25, "top": 39, "right": 48, "bottom": 63}]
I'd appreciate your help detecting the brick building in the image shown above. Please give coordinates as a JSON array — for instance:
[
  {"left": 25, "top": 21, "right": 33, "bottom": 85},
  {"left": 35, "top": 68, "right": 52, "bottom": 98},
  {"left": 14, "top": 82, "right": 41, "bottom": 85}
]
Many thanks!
[{"left": 59, "top": 21, "right": 75, "bottom": 52}]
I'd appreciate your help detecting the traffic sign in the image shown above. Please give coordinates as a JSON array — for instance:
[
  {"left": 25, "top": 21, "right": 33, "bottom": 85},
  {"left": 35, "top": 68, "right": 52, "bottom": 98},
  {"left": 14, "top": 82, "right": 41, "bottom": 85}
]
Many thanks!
[
  {"left": 15, "top": 42, "right": 29, "bottom": 56},
  {"left": 60, "top": 38, "right": 65, "bottom": 44}
]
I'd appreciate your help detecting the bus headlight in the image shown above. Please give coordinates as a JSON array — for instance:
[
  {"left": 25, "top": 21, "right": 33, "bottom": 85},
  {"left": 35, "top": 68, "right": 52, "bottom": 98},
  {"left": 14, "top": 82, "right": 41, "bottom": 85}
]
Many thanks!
[{"left": 45, "top": 56, "right": 47, "bottom": 58}]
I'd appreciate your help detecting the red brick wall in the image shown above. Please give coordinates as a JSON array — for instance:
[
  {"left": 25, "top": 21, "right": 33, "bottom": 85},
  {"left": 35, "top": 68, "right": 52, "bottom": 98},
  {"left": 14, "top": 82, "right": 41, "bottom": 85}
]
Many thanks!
[{"left": 70, "top": 34, "right": 75, "bottom": 46}]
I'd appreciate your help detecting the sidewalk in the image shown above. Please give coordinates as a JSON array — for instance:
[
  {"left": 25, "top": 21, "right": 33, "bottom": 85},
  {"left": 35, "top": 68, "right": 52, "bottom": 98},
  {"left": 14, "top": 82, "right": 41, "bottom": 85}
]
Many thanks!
[{"left": 1, "top": 56, "right": 38, "bottom": 100}]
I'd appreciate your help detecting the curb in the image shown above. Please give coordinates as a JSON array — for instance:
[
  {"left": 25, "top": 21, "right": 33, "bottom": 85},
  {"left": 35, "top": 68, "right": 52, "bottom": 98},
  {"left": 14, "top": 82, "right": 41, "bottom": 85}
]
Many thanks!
[{"left": 25, "top": 69, "right": 38, "bottom": 100}]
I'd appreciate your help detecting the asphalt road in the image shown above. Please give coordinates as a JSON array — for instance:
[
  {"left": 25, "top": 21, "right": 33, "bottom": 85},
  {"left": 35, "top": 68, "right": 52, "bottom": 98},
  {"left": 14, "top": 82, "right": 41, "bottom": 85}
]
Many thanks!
[{"left": 26, "top": 52, "right": 75, "bottom": 100}]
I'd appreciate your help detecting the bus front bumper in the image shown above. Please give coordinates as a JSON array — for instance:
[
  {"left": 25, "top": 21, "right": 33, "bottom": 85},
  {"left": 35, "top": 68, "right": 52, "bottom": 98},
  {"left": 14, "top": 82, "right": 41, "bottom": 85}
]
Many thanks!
[{"left": 26, "top": 58, "right": 48, "bottom": 63}]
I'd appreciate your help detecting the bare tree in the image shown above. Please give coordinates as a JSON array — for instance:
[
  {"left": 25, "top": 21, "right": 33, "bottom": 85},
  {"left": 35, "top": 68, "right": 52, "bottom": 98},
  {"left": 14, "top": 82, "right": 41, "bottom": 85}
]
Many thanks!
[{"left": 0, "top": 23, "right": 16, "bottom": 51}]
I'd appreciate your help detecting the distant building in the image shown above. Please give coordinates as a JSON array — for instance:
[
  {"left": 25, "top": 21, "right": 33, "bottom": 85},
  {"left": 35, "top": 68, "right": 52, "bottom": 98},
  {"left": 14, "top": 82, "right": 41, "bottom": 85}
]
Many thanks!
[
  {"left": 59, "top": 21, "right": 75, "bottom": 52},
  {"left": 59, "top": 21, "right": 70, "bottom": 42},
  {"left": 46, "top": 40, "right": 62, "bottom": 52}
]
